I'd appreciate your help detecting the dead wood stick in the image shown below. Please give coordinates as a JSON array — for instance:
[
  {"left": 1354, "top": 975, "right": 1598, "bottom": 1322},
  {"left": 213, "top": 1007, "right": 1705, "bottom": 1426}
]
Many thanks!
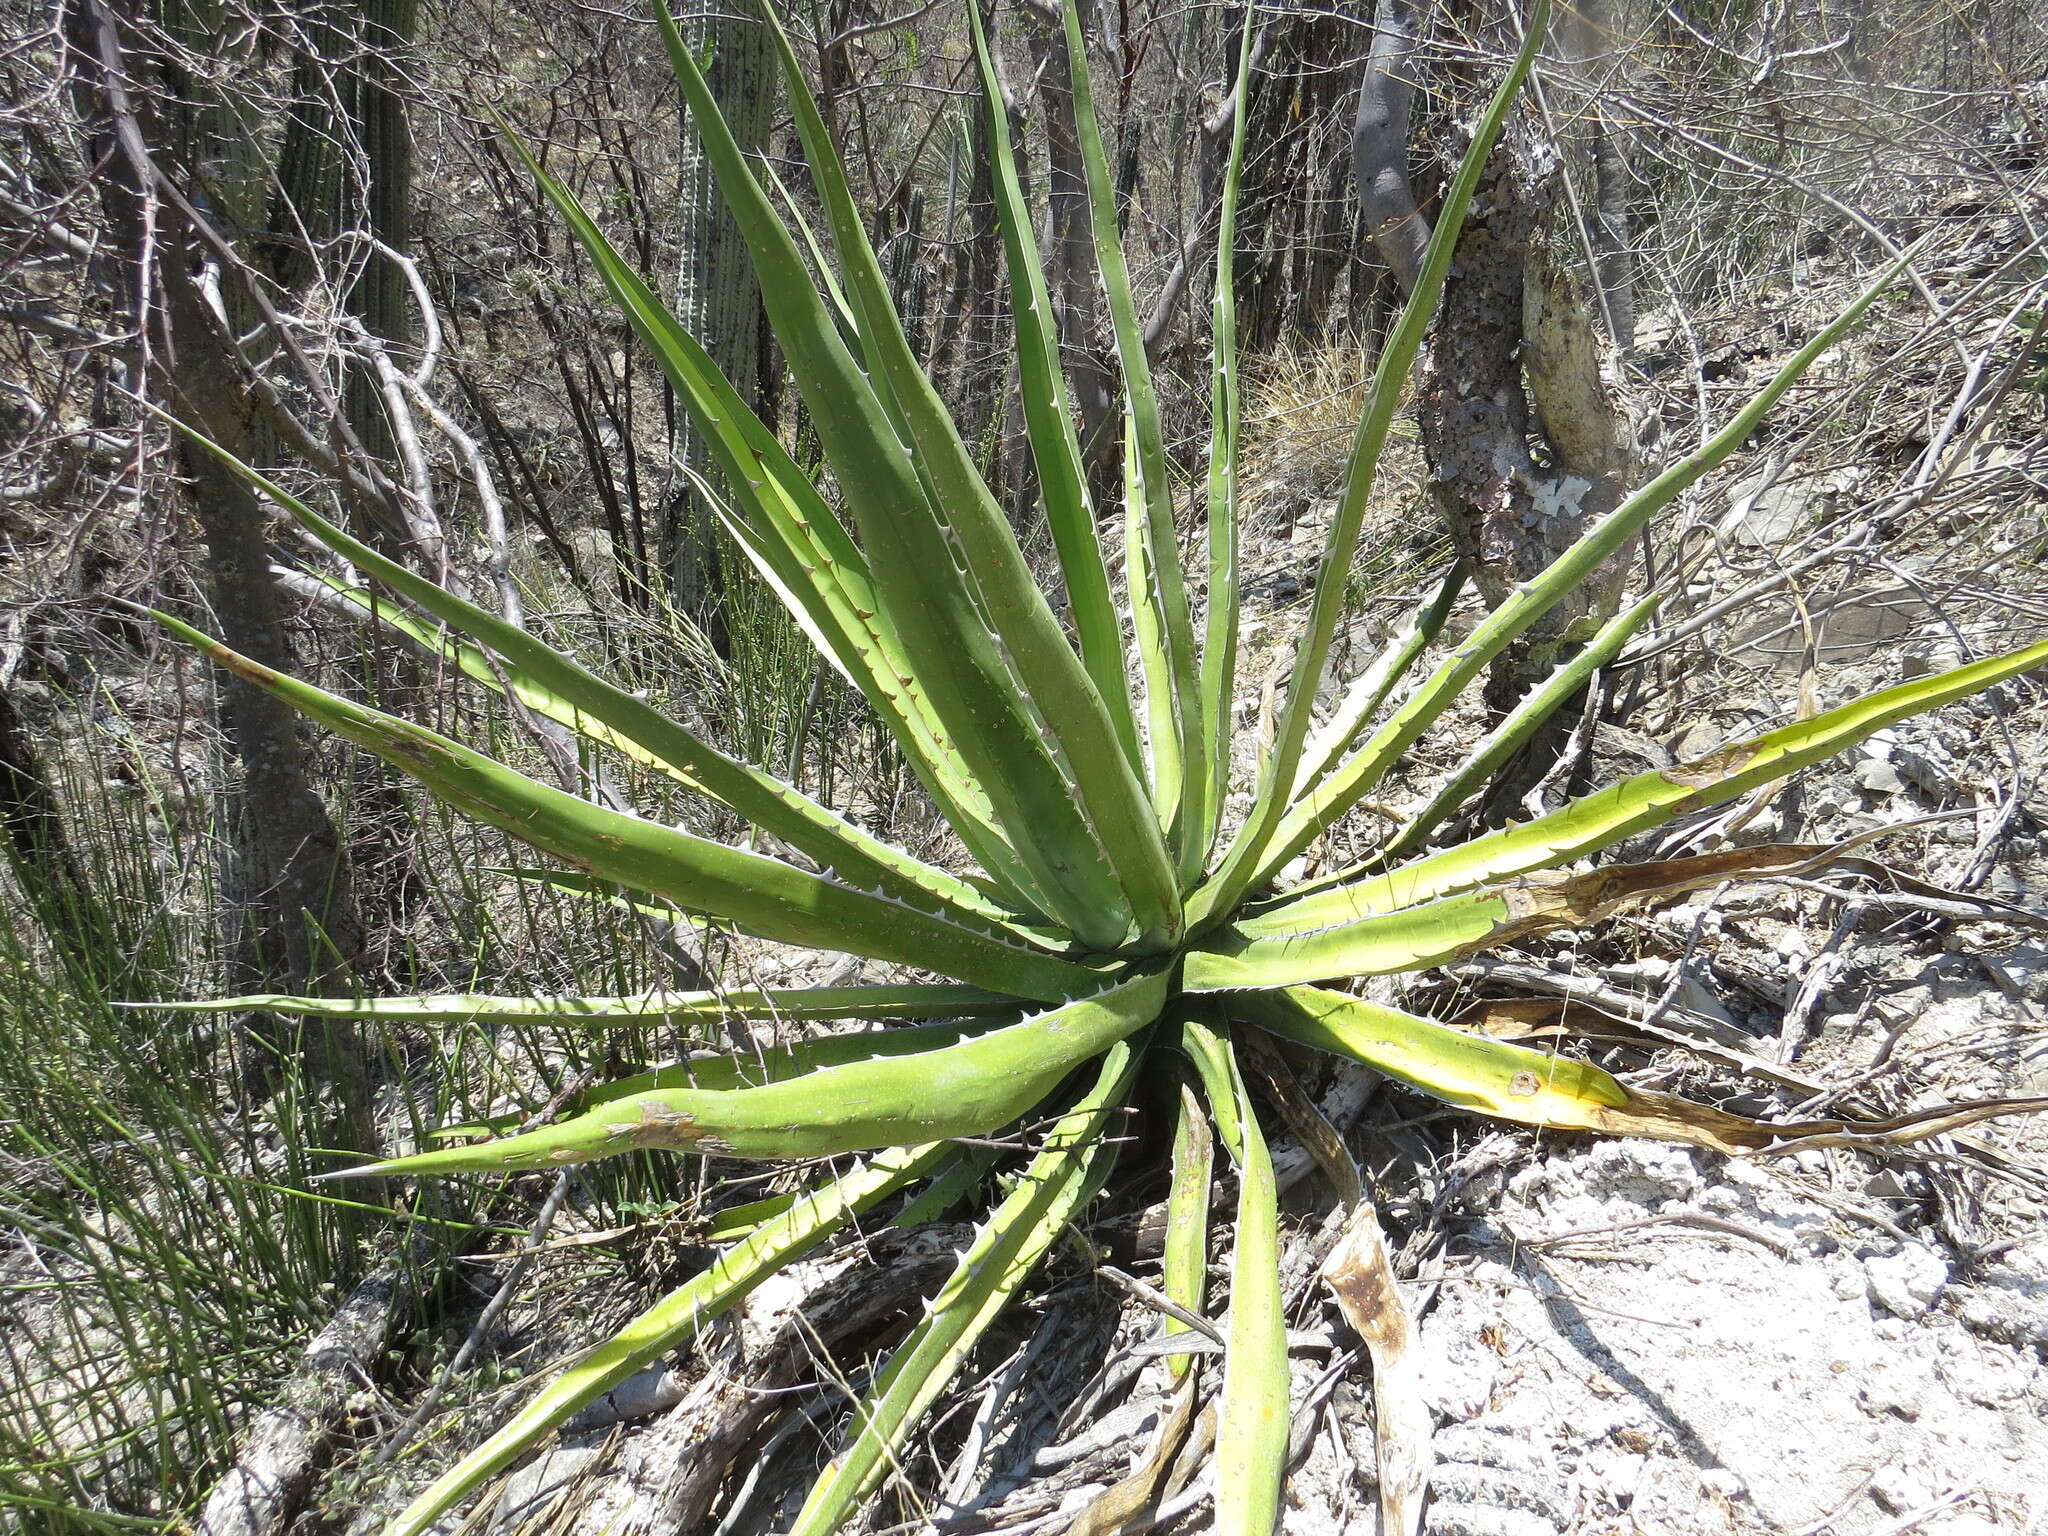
[
  {"left": 196, "top": 1238, "right": 427, "bottom": 1536},
  {"left": 576, "top": 1224, "right": 966, "bottom": 1534}
]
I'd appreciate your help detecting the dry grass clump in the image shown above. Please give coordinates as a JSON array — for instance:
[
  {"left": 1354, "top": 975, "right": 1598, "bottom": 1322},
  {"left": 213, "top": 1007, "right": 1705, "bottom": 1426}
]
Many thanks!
[{"left": 1238, "top": 342, "right": 1381, "bottom": 495}]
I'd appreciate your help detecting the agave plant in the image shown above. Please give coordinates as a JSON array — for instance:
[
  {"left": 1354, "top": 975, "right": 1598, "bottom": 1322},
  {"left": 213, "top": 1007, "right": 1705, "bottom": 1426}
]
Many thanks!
[{"left": 155, "top": 1, "right": 2048, "bottom": 1531}]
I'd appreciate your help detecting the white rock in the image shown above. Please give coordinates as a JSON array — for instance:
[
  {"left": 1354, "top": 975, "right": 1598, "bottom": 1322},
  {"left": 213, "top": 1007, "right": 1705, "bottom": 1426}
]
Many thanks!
[
  {"left": 1871, "top": 1461, "right": 1937, "bottom": 1513},
  {"left": 1866, "top": 1245, "right": 1952, "bottom": 1319},
  {"left": 1409, "top": 1137, "right": 2043, "bottom": 1534},
  {"left": 1700, "top": 1467, "right": 1748, "bottom": 1500},
  {"left": 1858, "top": 1355, "right": 1936, "bottom": 1419},
  {"left": 1721, "top": 474, "right": 1815, "bottom": 546},
  {"left": 1954, "top": 1253, "right": 2048, "bottom": 1347},
  {"left": 1857, "top": 756, "right": 1908, "bottom": 795}
]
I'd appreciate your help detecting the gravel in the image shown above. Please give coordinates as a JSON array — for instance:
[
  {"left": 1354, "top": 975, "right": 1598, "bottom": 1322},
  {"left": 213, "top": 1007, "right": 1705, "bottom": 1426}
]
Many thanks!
[{"left": 1281, "top": 1136, "right": 2048, "bottom": 1536}]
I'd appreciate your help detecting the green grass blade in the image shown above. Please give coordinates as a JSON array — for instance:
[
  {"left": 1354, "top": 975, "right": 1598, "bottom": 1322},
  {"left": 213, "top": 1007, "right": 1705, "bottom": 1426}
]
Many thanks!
[
  {"left": 647, "top": 0, "right": 1152, "bottom": 951},
  {"left": 965, "top": 0, "right": 1137, "bottom": 768},
  {"left": 1195, "top": 13, "right": 1258, "bottom": 875},
  {"left": 752, "top": 0, "right": 1182, "bottom": 950},
  {"left": 1180, "top": 1019, "right": 1287, "bottom": 1536},
  {"left": 1252, "top": 632, "right": 2048, "bottom": 936},
  {"left": 320, "top": 970, "right": 1165, "bottom": 1175},
  {"left": 1240, "top": 987, "right": 1630, "bottom": 1130},
  {"left": 1163, "top": 1080, "right": 1213, "bottom": 1380},
  {"left": 1192, "top": 4, "right": 1547, "bottom": 926},
  {"left": 788, "top": 1036, "right": 1145, "bottom": 1535},
  {"left": 1376, "top": 590, "right": 1663, "bottom": 861},
  {"left": 1227, "top": 236, "right": 1930, "bottom": 904},
  {"left": 381, "top": 1141, "right": 950, "bottom": 1536},
  {"left": 1127, "top": 441, "right": 1184, "bottom": 818},
  {"left": 1062, "top": 0, "right": 1206, "bottom": 870},
  {"left": 156, "top": 613, "right": 1101, "bottom": 1000}
]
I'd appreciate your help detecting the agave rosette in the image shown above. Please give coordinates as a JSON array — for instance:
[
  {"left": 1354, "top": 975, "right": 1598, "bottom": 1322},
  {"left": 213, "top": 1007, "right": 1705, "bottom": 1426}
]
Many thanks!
[{"left": 155, "top": 1, "right": 2048, "bottom": 1531}]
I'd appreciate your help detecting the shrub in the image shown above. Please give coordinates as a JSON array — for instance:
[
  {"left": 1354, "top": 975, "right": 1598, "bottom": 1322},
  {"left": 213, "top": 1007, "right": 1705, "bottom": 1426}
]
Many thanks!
[{"left": 156, "top": 0, "right": 2048, "bottom": 1531}]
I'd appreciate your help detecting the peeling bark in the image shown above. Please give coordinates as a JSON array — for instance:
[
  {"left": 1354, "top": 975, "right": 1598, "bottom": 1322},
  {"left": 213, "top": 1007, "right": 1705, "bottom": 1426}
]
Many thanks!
[
  {"left": 1522, "top": 224, "right": 1637, "bottom": 485},
  {"left": 1411, "top": 129, "right": 1640, "bottom": 717},
  {"left": 1354, "top": 25, "right": 1645, "bottom": 706},
  {"left": 1413, "top": 135, "right": 1548, "bottom": 600}
]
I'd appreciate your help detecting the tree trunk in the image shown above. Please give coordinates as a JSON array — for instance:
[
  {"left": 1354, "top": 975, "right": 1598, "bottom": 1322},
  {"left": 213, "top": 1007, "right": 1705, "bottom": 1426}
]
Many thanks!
[
  {"left": 339, "top": 0, "right": 420, "bottom": 474},
  {"left": 161, "top": 258, "right": 369, "bottom": 1002},
  {"left": 1568, "top": 0, "right": 1635, "bottom": 352},
  {"left": 1411, "top": 136, "right": 1550, "bottom": 608},
  {"left": 71, "top": 0, "right": 374, "bottom": 1142},
  {"left": 1589, "top": 114, "right": 1635, "bottom": 352},
  {"left": 662, "top": 0, "right": 775, "bottom": 639},
  {"left": 1354, "top": 10, "right": 1645, "bottom": 803},
  {"left": 158, "top": 248, "right": 376, "bottom": 1141},
  {"left": 1413, "top": 130, "right": 1637, "bottom": 701},
  {"left": 352, "top": 0, "right": 417, "bottom": 360},
  {"left": 332, "top": 0, "right": 430, "bottom": 944},
  {"left": 260, "top": 0, "right": 421, "bottom": 535},
  {"left": 1234, "top": 0, "right": 1360, "bottom": 352},
  {"left": 1351, "top": 0, "right": 1431, "bottom": 297}
]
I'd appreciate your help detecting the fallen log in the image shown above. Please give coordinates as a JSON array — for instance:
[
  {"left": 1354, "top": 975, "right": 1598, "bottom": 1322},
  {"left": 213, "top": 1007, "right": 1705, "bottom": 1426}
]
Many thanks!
[{"left": 196, "top": 1241, "right": 426, "bottom": 1536}]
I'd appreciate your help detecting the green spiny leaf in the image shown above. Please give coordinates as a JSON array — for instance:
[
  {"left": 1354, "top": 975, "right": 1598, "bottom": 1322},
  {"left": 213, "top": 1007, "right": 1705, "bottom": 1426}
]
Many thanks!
[
  {"left": 1233, "top": 235, "right": 1933, "bottom": 901},
  {"left": 754, "top": 0, "right": 1183, "bottom": 950},
  {"left": 1195, "top": 1, "right": 1550, "bottom": 927},
  {"left": 788, "top": 1035, "right": 1145, "bottom": 1534},
  {"left": 1180, "top": 1019, "right": 1287, "bottom": 1535},
  {"left": 1253, "top": 632, "right": 2048, "bottom": 935},
  {"left": 155, "top": 612, "right": 1100, "bottom": 1000},
  {"left": 320, "top": 971, "right": 1164, "bottom": 1174}
]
